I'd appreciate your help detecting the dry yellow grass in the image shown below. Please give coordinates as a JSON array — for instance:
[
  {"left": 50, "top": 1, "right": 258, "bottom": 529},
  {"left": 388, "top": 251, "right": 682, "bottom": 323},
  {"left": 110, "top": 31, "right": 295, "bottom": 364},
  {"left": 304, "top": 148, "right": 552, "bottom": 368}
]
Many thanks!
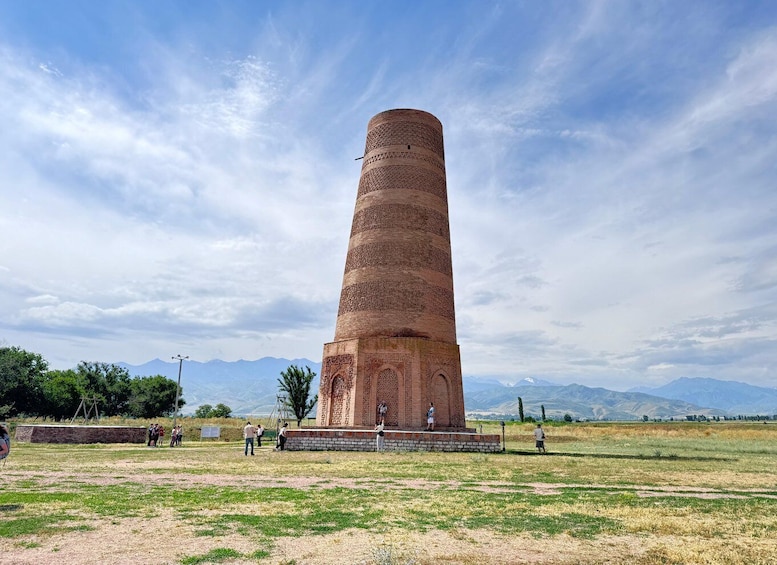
[{"left": 2, "top": 421, "right": 776, "bottom": 564}]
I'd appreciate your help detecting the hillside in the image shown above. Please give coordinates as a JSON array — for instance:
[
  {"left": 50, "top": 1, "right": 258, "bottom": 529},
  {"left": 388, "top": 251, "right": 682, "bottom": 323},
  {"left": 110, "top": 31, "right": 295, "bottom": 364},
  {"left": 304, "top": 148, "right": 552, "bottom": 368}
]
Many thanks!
[
  {"left": 118, "top": 358, "right": 747, "bottom": 420},
  {"left": 630, "top": 377, "right": 777, "bottom": 415},
  {"left": 118, "top": 357, "right": 322, "bottom": 416},
  {"left": 468, "top": 383, "right": 727, "bottom": 421}
]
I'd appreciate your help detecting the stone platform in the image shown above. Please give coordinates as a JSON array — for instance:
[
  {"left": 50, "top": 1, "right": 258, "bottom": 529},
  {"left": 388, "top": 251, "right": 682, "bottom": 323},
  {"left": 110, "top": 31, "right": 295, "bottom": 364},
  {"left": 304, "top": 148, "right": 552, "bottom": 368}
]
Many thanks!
[
  {"left": 285, "top": 428, "right": 502, "bottom": 452},
  {"left": 15, "top": 424, "right": 147, "bottom": 444}
]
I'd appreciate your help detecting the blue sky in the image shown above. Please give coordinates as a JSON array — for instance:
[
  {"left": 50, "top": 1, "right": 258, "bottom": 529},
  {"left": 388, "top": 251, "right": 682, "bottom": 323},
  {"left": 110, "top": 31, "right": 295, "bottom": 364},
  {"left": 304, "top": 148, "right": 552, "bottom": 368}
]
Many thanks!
[{"left": 1, "top": 1, "right": 776, "bottom": 390}]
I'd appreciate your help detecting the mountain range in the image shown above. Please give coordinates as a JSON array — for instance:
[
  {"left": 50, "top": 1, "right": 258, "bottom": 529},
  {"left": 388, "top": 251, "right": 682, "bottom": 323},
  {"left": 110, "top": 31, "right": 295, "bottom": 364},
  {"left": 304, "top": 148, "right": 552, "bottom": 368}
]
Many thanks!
[
  {"left": 117, "top": 358, "right": 777, "bottom": 420},
  {"left": 629, "top": 377, "right": 777, "bottom": 415}
]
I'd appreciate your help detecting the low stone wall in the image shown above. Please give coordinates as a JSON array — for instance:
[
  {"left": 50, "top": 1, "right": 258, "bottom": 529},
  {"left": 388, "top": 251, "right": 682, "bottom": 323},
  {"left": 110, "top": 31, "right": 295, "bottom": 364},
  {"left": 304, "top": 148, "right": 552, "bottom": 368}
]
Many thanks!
[
  {"left": 15, "top": 424, "right": 146, "bottom": 444},
  {"left": 285, "top": 428, "right": 502, "bottom": 453}
]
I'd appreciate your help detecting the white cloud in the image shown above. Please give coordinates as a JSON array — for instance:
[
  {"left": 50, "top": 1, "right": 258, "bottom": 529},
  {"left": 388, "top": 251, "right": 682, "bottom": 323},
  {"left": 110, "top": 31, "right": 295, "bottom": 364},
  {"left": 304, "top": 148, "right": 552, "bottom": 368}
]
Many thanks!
[{"left": 1, "top": 4, "right": 776, "bottom": 391}]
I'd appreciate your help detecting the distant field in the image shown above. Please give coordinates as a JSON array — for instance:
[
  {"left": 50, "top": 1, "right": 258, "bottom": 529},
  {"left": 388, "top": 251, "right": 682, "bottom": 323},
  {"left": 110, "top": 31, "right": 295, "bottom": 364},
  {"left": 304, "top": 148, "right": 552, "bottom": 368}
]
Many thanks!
[{"left": 2, "top": 421, "right": 776, "bottom": 564}]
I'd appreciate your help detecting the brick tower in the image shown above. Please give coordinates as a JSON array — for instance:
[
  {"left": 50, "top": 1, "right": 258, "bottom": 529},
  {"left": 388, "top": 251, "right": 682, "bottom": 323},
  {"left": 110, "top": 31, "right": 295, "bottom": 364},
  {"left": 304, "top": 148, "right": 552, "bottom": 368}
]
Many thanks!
[{"left": 316, "top": 109, "right": 466, "bottom": 430}]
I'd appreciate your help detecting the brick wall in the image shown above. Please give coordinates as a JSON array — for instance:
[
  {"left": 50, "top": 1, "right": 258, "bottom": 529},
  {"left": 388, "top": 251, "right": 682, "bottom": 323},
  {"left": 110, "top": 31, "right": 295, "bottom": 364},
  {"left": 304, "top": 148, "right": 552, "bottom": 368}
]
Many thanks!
[
  {"left": 285, "top": 429, "right": 501, "bottom": 453},
  {"left": 15, "top": 425, "right": 146, "bottom": 444},
  {"left": 334, "top": 108, "right": 456, "bottom": 344}
]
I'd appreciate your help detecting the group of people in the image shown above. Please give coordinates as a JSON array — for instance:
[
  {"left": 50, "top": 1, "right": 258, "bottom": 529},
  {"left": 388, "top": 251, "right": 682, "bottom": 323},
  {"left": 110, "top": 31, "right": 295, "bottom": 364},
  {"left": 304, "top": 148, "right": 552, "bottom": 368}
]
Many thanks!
[
  {"left": 371, "top": 401, "right": 549, "bottom": 454},
  {"left": 243, "top": 420, "right": 289, "bottom": 455},
  {"left": 147, "top": 423, "right": 165, "bottom": 447},
  {"left": 146, "top": 424, "right": 184, "bottom": 447},
  {"left": 372, "top": 400, "right": 437, "bottom": 451},
  {"left": 169, "top": 425, "right": 183, "bottom": 447},
  {"left": 0, "top": 416, "right": 546, "bottom": 459}
]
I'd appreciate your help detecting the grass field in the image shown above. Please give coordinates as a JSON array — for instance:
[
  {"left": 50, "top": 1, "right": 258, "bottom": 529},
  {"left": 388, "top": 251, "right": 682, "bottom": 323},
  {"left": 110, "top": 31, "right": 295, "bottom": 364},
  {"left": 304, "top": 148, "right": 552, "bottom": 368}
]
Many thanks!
[{"left": 1, "top": 420, "right": 776, "bottom": 564}]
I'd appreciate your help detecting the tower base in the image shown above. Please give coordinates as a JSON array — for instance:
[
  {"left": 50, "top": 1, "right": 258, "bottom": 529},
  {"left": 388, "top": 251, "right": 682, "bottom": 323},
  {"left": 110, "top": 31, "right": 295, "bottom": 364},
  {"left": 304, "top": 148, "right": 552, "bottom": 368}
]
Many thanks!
[
  {"left": 316, "top": 337, "right": 466, "bottom": 430},
  {"left": 285, "top": 428, "right": 502, "bottom": 453}
]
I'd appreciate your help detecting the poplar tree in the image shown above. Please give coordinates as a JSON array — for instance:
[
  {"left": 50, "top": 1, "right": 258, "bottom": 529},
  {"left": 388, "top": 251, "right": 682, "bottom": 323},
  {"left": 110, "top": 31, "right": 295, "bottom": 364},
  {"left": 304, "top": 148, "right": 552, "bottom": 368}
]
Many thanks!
[{"left": 278, "top": 365, "right": 318, "bottom": 426}]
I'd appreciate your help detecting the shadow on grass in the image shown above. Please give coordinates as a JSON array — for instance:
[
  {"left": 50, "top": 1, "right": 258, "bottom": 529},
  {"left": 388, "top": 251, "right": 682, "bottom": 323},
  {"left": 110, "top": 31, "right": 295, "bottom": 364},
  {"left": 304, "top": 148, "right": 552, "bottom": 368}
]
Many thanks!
[
  {"left": 0, "top": 505, "right": 23, "bottom": 512},
  {"left": 507, "top": 450, "right": 736, "bottom": 462}
]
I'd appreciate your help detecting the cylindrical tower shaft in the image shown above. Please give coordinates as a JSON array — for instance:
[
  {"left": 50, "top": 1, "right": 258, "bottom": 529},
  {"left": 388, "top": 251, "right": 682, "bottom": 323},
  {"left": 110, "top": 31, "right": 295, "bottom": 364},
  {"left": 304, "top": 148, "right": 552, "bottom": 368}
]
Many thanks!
[{"left": 334, "top": 109, "right": 457, "bottom": 344}]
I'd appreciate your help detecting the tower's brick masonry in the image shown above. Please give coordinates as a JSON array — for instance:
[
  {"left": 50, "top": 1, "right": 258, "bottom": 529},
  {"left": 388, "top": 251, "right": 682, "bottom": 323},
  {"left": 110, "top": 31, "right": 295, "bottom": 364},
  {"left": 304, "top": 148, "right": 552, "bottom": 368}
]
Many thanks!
[{"left": 317, "top": 109, "right": 467, "bottom": 430}]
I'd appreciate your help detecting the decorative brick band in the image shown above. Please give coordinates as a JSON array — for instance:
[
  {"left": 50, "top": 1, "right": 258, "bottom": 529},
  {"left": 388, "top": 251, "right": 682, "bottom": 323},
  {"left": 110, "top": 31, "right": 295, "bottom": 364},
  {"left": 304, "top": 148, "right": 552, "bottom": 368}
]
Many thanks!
[
  {"left": 285, "top": 429, "right": 502, "bottom": 453},
  {"left": 365, "top": 121, "right": 444, "bottom": 157},
  {"left": 338, "top": 280, "right": 454, "bottom": 320},
  {"left": 350, "top": 203, "right": 450, "bottom": 239},
  {"left": 358, "top": 165, "right": 447, "bottom": 201},
  {"left": 344, "top": 241, "right": 452, "bottom": 276},
  {"left": 362, "top": 150, "right": 445, "bottom": 173}
]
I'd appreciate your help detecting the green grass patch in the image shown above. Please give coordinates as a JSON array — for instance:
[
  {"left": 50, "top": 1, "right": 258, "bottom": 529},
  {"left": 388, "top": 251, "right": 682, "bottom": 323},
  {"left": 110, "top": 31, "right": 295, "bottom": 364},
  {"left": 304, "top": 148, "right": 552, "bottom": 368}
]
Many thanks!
[
  {"left": 180, "top": 547, "right": 241, "bottom": 564},
  {"left": 0, "top": 515, "right": 84, "bottom": 538}
]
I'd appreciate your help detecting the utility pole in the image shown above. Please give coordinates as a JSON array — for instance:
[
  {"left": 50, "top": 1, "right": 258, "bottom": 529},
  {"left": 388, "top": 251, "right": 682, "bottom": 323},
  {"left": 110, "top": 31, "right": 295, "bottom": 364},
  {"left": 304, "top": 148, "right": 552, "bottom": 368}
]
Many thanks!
[{"left": 172, "top": 354, "right": 189, "bottom": 430}]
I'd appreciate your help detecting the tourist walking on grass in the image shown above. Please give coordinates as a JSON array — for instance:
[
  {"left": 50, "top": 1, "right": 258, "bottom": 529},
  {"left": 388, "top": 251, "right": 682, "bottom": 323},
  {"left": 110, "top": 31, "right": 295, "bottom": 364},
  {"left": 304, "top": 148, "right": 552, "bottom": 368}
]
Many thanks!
[
  {"left": 375, "top": 420, "right": 385, "bottom": 452},
  {"left": 169, "top": 426, "right": 178, "bottom": 447},
  {"left": 244, "top": 421, "right": 255, "bottom": 456},
  {"left": 176, "top": 425, "right": 183, "bottom": 446},
  {"left": 277, "top": 422, "right": 288, "bottom": 451},
  {"left": 255, "top": 424, "right": 264, "bottom": 447},
  {"left": 534, "top": 423, "right": 546, "bottom": 454}
]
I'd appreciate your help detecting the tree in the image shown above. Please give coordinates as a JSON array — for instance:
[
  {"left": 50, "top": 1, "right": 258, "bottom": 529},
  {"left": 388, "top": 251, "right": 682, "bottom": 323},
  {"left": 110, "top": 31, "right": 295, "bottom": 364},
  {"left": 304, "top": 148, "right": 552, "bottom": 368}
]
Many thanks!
[
  {"left": 563, "top": 413, "right": 573, "bottom": 422},
  {"left": 128, "top": 375, "right": 182, "bottom": 418},
  {"left": 193, "top": 403, "right": 231, "bottom": 419},
  {"left": 0, "top": 346, "right": 48, "bottom": 417},
  {"left": 518, "top": 397, "right": 524, "bottom": 423},
  {"left": 41, "top": 369, "right": 83, "bottom": 420},
  {"left": 541, "top": 405, "right": 546, "bottom": 422},
  {"left": 210, "top": 403, "right": 232, "bottom": 418},
  {"left": 278, "top": 365, "right": 318, "bottom": 426},
  {"left": 75, "top": 362, "right": 132, "bottom": 416}
]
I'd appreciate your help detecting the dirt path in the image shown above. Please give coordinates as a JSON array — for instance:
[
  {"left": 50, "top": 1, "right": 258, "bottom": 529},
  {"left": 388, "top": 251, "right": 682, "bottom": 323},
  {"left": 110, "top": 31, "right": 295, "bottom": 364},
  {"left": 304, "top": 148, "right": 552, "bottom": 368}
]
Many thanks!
[{"left": 7, "top": 470, "right": 776, "bottom": 500}]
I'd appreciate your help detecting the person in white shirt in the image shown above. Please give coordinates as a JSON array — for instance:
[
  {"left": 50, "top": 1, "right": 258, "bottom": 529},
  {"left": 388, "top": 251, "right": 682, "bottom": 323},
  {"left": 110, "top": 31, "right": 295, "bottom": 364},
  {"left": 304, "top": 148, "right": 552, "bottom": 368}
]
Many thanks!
[
  {"left": 375, "top": 420, "right": 385, "bottom": 451},
  {"left": 255, "top": 424, "right": 264, "bottom": 447},
  {"left": 243, "top": 421, "right": 255, "bottom": 456},
  {"left": 276, "top": 422, "right": 288, "bottom": 451},
  {"left": 533, "top": 423, "right": 546, "bottom": 453}
]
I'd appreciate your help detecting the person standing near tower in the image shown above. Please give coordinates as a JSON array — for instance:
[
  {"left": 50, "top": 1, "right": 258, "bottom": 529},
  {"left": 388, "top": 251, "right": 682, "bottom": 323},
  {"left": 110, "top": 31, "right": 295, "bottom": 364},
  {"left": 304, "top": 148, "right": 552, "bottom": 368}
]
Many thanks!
[
  {"left": 426, "top": 403, "right": 435, "bottom": 431},
  {"left": 378, "top": 400, "right": 387, "bottom": 424},
  {"left": 276, "top": 422, "right": 288, "bottom": 451},
  {"left": 243, "top": 421, "right": 255, "bottom": 456},
  {"left": 375, "top": 419, "right": 385, "bottom": 451}
]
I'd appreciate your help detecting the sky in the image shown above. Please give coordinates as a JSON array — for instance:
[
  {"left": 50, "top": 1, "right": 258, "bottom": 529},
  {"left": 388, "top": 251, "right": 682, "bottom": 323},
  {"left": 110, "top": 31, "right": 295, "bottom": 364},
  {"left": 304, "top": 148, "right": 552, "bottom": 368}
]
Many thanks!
[{"left": 1, "top": 1, "right": 776, "bottom": 391}]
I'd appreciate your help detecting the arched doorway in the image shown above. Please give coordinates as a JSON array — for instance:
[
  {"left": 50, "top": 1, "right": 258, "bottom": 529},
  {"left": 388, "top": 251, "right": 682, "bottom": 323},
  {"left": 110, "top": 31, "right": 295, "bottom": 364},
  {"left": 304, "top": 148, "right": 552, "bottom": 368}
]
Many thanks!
[
  {"left": 376, "top": 368, "right": 399, "bottom": 426},
  {"left": 432, "top": 373, "right": 450, "bottom": 428}
]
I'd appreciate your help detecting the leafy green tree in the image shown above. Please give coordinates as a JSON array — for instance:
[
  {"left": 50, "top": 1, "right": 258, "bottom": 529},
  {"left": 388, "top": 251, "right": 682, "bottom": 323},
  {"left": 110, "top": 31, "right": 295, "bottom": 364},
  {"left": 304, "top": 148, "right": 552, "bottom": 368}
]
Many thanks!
[
  {"left": 278, "top": 365, "right": 318, "bottom": 426},
  {"left": 0, "top": 346, "right": 48, "bottom": 417},
  {"left": 541, "top": 404, "right": 546, "bottom": 422},
  {"left": 41, "top": 369, "right": 83, "bottom": 420},
  {"left": 210, "top": 403, "right": 232, "bottom": 418},
  {"left": 518, "top": 397, "right": 524, "bottom": 423},
  {"left": 75, "top": 362, "right": 133, "bottom": 416},
  {"left": 128, "top": 375, "right": 182, "bottom": 418},
  {"left": 563, "top": 413, "right": 573, "bottom": 422},
  {"left": 194, "top": 404, "right": 214, "bottom": 418}
]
